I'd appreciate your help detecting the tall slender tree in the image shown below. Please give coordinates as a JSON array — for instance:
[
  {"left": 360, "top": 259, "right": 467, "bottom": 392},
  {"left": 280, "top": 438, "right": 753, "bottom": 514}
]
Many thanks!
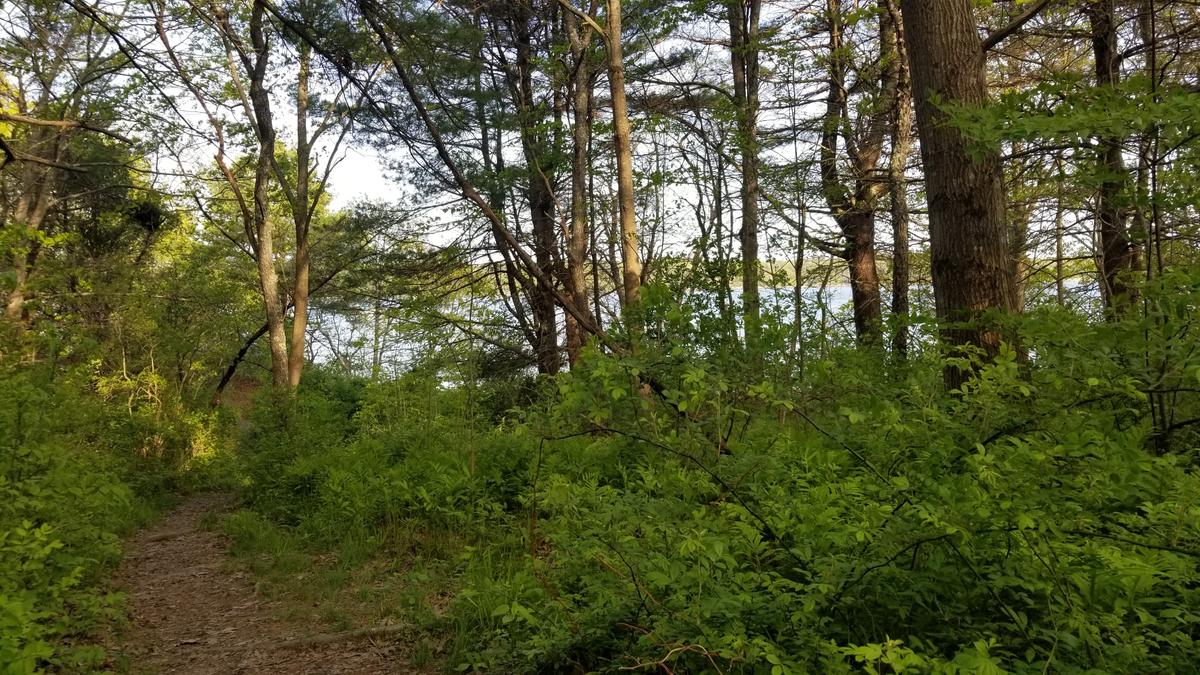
[
  {"left": 1087, "top": 0, "right": 1139, "bottom": 315},
  {"left": 820, "top": 0, "right": 899, "bottom": 345},
  {"left": 728, "top": 0, "right": 761, "bottom": 348},
  {"left": 884, "top": 0, "right": 913, "bottom": 360}
]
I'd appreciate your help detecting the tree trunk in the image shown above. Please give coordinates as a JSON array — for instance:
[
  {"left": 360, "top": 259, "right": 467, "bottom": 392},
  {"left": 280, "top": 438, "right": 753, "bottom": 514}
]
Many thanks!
[
  {"left": 283, "top": 43, "right": 312, "bottom": 384},
  {"left": 840, "top": 211, "right": 883, "bottom": 340},
  {"left": 510, "top": 14, "right": 561, "bottom": 375},
  {"left": 885, "top": 0, "right": 912, "bottom": 361},
  {"left": 729, "top": 0, "right": 761, "bottom": 347},
  {"left": 248, "top": 0, "right": 289, "bottom": 388},
  {"left": 606, "top": 0, "right": 641, "bottom": 312},
  {"left": 1054, "top": 155, "right": 1066, "bottom": 306},
  {"left": 287, "top": 41, "right": 312, "bottom": 388},
  {"left": 900, "top": 0, "right": 1020, "bottom": 390},
  {"left": 565, "top": 12, "right": 597, "bottom": 366},
  {"left": 820, "top": 0, "right": 894, "bottom": 346},
  {"left": 1087, "top": 0, "right": 1138, "bottom": 315}
]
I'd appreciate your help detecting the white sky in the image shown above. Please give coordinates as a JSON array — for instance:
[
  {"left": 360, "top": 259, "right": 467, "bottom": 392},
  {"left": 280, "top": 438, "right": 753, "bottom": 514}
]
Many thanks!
[{"left": 326, "top": 145, "right": 394, "bottom": 210}]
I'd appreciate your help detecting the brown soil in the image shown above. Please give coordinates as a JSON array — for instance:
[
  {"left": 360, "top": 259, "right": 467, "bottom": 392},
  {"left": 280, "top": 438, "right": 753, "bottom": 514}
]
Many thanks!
[{"left": 111, "top": 493, "right": 409, "bottom": 674}]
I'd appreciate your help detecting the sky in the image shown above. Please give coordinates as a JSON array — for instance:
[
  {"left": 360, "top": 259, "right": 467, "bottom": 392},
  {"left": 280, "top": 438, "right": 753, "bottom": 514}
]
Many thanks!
[{"left": 325, "top": 145, "right": 395, "bottom": 210}]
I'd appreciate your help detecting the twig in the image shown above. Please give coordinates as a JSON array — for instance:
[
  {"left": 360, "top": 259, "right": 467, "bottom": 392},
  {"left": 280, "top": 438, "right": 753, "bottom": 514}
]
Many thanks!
[{"left": 276, "top": 625, "right": 408, "bottom": 649}]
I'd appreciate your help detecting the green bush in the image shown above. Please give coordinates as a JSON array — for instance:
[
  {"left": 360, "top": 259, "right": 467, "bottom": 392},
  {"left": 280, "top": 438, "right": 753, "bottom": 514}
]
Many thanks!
[
  {"left": 228, "top": 279, "right": 1200, "bottom": 673},
  {"left": 239, "top": 370, "right": 533, "bottom": 550},
  {"left": 444, "top": 288, "right": 1200, "bottom": 673},
  {"left": 0, "top": 364, "right": 206, "bottom": 672}
]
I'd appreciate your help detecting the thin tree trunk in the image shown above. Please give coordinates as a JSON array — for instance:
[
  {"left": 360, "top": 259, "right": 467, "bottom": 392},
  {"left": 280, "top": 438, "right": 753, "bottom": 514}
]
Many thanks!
[
  {"left": 729, "top": 0, "right": 761, "bottom": 347},
  {"left": 565, "top": 12, "right": 597, "bottom": 366},
  {"left": 1055, "top": 155, "right": 1066, "bottom": 306},
  {"left": 588, "top": 107, "right": 604, "bottom": 331},
  {"left": 509, "top": 10, "right": 561, "bottom": 374},
  {"left": 605, "top": 0, "right": 641, "bottom": 312},
  {"left": 248, "top": 0, "right": 289, "bottom": 388},
  {"left": 372, "top": 297, "right": 382, "bottom": 381},
  {"left": 287, "top": 41, "right": 312, "bottom": 387},
  {"left": 820, "top": 0, "right": 894, "bottom": 346},
  {"left": 1087, "top": 0, "right": 1137, "bottom": 315},
  {"left": 886, "top": 0, "right": 912, "bottom": 361}
]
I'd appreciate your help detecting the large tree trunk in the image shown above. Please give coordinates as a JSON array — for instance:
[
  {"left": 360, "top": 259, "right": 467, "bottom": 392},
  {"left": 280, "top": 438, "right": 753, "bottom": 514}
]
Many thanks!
[
  {"left": 511, "top": 14, "right": 561, "bottom": 375},
  {"left": 900, "top": 0, "right": 1021, "bottom": 390},
  {"left": 606, "top": 0, "right": 641, "bottom": 312},
  {"left": 1087, "top": 0, "right": 1138, "bottom": 315},
  {"left": 728, "top": 0, "right": 761, "bottom": 347}
]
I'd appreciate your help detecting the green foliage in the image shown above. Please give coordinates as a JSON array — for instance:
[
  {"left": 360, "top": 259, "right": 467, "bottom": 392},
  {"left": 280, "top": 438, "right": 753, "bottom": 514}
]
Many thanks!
[
  {"left": 224, "top": 271, "right": 1199, "bottom": 674},
  {"left": 0, "top": 357, "right": 227, "bottom": 672},
  {"left": 240, "top": 367, "right": 534, "bottom": 544}
]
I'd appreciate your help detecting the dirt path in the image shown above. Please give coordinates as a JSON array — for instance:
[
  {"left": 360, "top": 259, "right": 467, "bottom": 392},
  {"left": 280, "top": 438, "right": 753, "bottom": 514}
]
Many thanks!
[{"left": 111, "top": 493, "right": 406, "bottom": 674}]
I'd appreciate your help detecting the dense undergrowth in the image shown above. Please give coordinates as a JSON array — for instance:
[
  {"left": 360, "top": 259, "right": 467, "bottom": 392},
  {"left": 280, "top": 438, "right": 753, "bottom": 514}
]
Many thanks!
[
  {"left": 225, "top": 275, "right": 1200, "bottom": 674},
  {"left": 6, "top": 277, "right": 1197, "bottom": 674},
  {"left": 0, "top": 358, "right": 230, "bottom": 673}
]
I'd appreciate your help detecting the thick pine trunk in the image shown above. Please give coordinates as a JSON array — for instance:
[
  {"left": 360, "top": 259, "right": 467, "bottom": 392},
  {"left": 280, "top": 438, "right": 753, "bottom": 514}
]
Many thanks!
[
  {"left": 900, "top": 0, "right": 1020, "bottom": 390},
  {"left": 840, "top": 211, "right": 883, "bottom": 341}
]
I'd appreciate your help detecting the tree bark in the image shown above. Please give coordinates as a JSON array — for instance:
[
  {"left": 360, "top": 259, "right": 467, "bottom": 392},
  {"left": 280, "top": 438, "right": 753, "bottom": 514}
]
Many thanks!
[
  {"left": 900, "top": 0, "right": 1021, "bottom": 390},
  {"left": 728, "top": 0, "right": 761, "bottom": 347},
  {"left": 510, "top": 11, "right": 561, "bottom": 374},
  {"left": 841, "top": 210, "right": 882, "bottom": 341},
  {"left": 605, "top": 0, "right": 641, "bottom": 312},
  {"left": 565, "top": 11, "right": 597, "bottom": 366},
  {"left": 885, "top": 0, "right": 912, "bottom": 361},
  {"left": 820, "top": 0, "right": 895, "bottom": 345},
  {"left": 287, "top": 40, "right": 312, "bottom": 387},
  {"left": 247, "top": 0, "right": 290, "bottom": 388},
  {"left": 1087, "top": 0, "right": 1138, "bottom": 315}
]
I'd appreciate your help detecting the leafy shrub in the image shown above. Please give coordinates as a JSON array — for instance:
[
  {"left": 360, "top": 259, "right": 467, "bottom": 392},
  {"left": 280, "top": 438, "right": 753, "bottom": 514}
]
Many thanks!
[
  {"left": 0, "top": 363, "right": 204, "bottom": 671},
  {"left": 444, "top": 287, "right": 1200, "bottom": 673},
  {"left": 239, "top": 369, "right": 533, "bottom": 550},
  {"left": 230, "top": 278, "right": 1200, "bottom": 674}
]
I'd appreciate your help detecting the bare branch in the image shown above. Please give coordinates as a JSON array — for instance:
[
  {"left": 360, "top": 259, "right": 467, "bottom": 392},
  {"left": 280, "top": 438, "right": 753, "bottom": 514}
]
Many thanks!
[{"left": 981, "top": 0, "right": 1056, "bottom": 54}]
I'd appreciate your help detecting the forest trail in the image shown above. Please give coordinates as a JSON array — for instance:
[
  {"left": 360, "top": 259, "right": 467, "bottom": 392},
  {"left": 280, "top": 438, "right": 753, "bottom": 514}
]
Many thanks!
[{"left": 111, "top": 493, "right": 407, "bottom": 674}]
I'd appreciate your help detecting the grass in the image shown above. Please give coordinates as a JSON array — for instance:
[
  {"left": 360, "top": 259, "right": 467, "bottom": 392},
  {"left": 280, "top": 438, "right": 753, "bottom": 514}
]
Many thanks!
[{"left": 217, "top": 507, "right": 488, "bottom": 671}]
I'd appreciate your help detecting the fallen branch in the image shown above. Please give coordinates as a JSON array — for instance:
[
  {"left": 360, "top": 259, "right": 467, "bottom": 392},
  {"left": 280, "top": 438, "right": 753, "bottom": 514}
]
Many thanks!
[
  {"left": 147, "top": 528, "right": 197, "bottom": 542},
  {"left": 276, "top": 625, "right": 409, "bottom": 650}
]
